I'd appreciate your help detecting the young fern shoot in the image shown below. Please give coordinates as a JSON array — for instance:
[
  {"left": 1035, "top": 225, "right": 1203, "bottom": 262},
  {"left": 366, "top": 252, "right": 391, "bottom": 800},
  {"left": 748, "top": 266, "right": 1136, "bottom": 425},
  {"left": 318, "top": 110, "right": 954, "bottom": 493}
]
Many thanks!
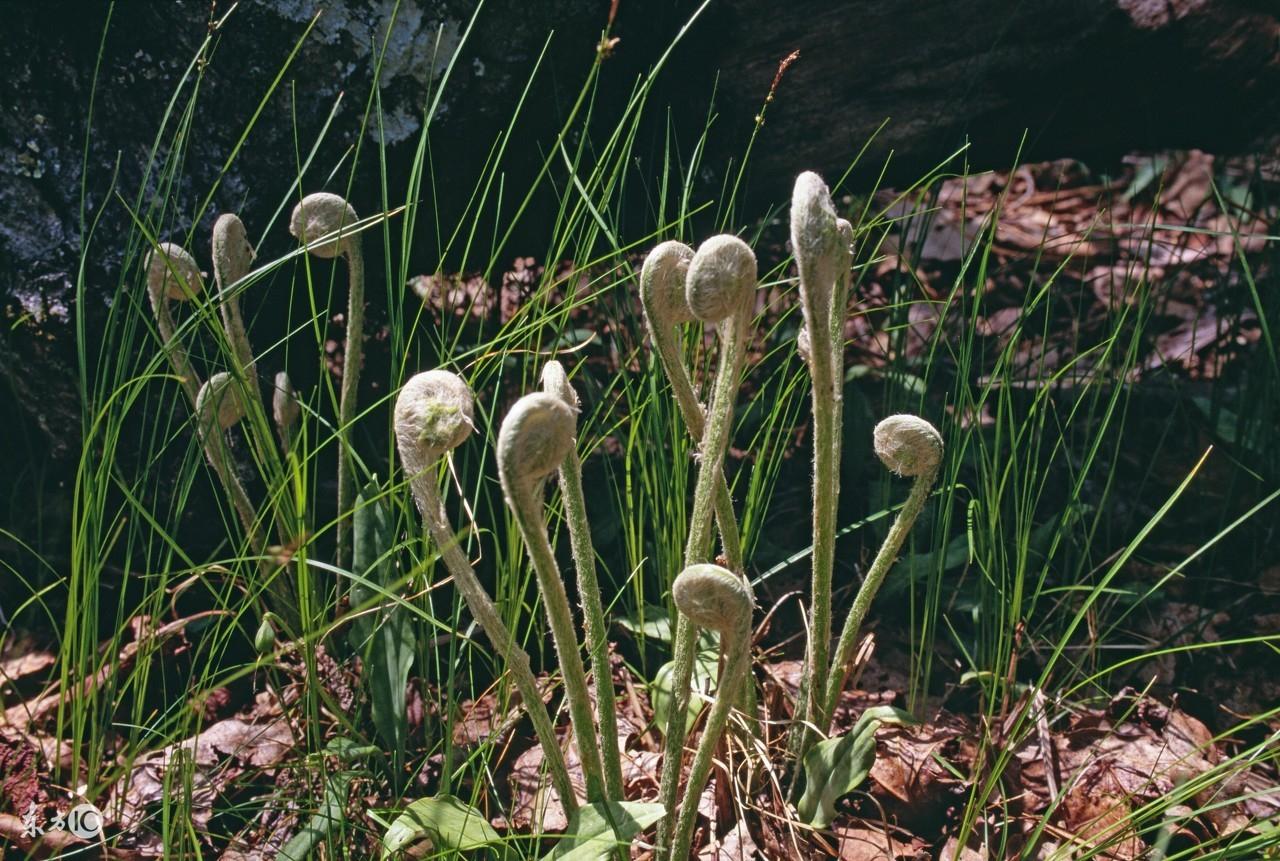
[
  {"left": 272, "top": 371, "right": 300, "bottom": 456},
  {"left": 639, "top": 240, "right": 743, "bottom": 571},
  {"left": 821, "top": 415, "right": 942, "bottom": 728},
  {"left": 146, "top": 244, "right": 262, "bottom": 555},
  {"left": 656, "top": 234, "right": 757, "bottom": 859},
  {"left": 498, "top": 393, "right": 609, "bottom": 803},
  {"left": 394, "top": 370, "right": 579, "bottom": 813},
  {"left": 145, "top": 242, "right": 205, "bottom": 404},
  {"left": 788, "top": 171, "right": 854, "bottom": 755},
  {"left": 194, "top": 371, "right": 262, "bottom": 553},
  {"left": 668, "top": 564, "right": 755, "bottom": 861},
  {"left": 290, "top": 192, "right": 364, "bottom": 569},
  {"left": 211, "top": 213, "right": 261, "bottom": 406},
  {"left": 541, "top": 360, "right": 625, "bottom": 801}
]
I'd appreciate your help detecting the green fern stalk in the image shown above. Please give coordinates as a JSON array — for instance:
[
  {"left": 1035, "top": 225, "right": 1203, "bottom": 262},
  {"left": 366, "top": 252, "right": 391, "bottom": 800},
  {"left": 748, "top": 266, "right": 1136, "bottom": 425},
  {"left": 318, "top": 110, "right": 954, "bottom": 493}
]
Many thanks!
[
  {"left": 668, "top": 564, "right": 754, "bottom": 861},
  {"left": 291, "top": 192, "right": 364, "bottom": 570},
  {"left": 542, "top": 360, "right": 625, "bottom": 800},
  {"left": 639, "top": 240, "right": 744, "bottom": 571},
  {"left": 211, "top": 213, "right": 261, "bottom": 406},
  {"left": 656, "top": 234, "right": 757, "bottom": 860},
  {"left": 498, "top": 392, "right": 609, "bottom": 803},
  {"left": 821, "top": 415, "right": 942, "bottom": 728},
  {"left": 395, "top": 370, "right": 579, "bottom": 813},
  {"left": 787, "top": 172, "right": 854, "bottom": 759}
]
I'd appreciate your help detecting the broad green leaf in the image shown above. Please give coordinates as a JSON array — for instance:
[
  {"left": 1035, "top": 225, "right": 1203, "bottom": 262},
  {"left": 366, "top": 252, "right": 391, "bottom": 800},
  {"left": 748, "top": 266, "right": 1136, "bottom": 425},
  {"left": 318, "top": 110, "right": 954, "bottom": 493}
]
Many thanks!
[
  {"left": 541, "top": 801, "right": 665, "bottom": 861},
  {"left": 795, "top": 705, "right": 915, "bottom": 828},
  {"left": 325, "top": 735, "right": 379, "bottom": 762},
  {"left": 369, "top": 609, "right": 414, "bottom": 773},
  {"left": 616, "top": 605, "right": 676, "bottom": 643},
  {"left": 381, "top": 795, "right": 501, "bottom": 858},
  {"left": 650, "top": 649, "right": 718, "bottom": 737},
  {"left": 555, "top": 327, "right": 596, "bottom": 349},
  {"left": 1191, "top": 395, "right": 1249, "bottom": 449},
  {"left": 617, "top": 607, "right": 718, "bottom": 650},
  {"left": 884, "top": 530, "right": 969, "bottom": 601}
]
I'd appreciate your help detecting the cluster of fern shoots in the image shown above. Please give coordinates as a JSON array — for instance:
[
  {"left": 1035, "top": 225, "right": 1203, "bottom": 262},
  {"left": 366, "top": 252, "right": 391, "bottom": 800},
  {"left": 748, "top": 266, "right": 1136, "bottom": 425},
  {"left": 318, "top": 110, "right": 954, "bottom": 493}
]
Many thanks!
[{"left": 147, "top": 172, "right": 943, "bottom": 858}]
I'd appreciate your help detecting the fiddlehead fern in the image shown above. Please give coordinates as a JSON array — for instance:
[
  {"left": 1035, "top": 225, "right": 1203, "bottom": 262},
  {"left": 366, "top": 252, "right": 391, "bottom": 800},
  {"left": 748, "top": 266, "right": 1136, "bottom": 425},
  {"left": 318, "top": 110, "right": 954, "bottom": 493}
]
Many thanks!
[
  {"left": 498, "top": 392, "right": 608, "bottom": 803},
  {"left": 291, "top": 192, "right": 364, "bottom": 569},
  {"left": 395, "top": 370, "right": 579, "bottom": 813}
]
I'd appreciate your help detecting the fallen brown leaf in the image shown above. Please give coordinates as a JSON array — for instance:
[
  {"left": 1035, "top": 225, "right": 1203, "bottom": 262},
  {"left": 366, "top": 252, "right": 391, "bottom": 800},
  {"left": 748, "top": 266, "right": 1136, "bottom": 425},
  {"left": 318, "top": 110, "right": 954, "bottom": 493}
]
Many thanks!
[{"left": 836, "top": 823, "right": 927, "bottom": 860}]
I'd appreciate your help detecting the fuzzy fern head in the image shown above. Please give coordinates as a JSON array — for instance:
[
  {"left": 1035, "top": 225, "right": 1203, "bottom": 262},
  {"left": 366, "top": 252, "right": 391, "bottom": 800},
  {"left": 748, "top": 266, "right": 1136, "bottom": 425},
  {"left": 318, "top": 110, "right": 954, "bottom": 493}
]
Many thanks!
[
  {"left": 540, "top": 360, "right": 581, "bottom": 411},
  {"left": 394, "top": 370, "right": 475, "bottom": 476},
  {"left": 497, "top": 392, "right": 576, "bottom": 494},
  {"left": 196, "top": 372, "right": 245, "bottom": 431},
  {"left": 640, "top": 240, "right": 696, "bottom": 326},
  {"left": 673, "top": 563, "right": 754, "bottom": 634},
  {"left": 146, "top": 242, "right": 204, "bottom": 301},
  {"left": 289, "top": 192, "right": 359, "bottom": 259},
  {"left": 873, "top": 414, "right": 943, "bottom": 477},
  {"left": 686, "top": 235, "right": 757, "bottom": 323}
]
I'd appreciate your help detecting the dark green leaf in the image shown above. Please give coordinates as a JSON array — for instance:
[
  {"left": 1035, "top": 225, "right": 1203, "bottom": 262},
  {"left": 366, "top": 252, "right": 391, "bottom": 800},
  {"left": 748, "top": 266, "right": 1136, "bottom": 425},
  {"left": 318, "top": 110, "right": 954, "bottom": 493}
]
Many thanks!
[
  {"left": 381, "top": 795, "right": 501, "bottom": 858},
  {"left": 617, "top": 607, "right": 718, "bottom": 650},
  {"left": 795, "top": 705, "right": 915, "bottom": 827},
  {"left": 349, "top": 477, "right": 396, "bottom": 652},
  {"left": 616, "top": 605, "right": 676, "bottom": 643},
  {"left": 542, "top": 801, "right": 665, "bottom": 861},
  {"left": 351, "top": 478, "right": 414, "bottom": 774},
  {"left": 651, "top": 650, "right": 718, "bottom": 738}
]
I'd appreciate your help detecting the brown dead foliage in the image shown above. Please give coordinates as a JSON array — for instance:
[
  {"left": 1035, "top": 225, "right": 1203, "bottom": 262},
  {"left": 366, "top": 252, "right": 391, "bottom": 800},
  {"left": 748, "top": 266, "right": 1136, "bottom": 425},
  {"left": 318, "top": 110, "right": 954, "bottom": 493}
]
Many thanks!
[{"left": 859, "top": 150, "right": 1275, "bottom": 388}]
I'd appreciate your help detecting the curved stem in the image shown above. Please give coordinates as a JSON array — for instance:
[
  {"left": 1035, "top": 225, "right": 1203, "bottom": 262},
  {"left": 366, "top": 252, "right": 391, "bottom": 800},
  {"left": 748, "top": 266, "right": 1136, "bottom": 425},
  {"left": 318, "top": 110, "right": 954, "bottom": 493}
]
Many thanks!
[
  {"left": 508, "top": 480, "right": 608, "bottom": 803},
  {"left": 212, "top": 216, "right": 261, "bottom": 406},
  {"left": 558, "top": 437, "right": 625, "bottom": 800},
  {"left": 656, "top": 314, "right": 746, "bottom": 858},
  {"left": 683, "top": 315, "right": 746, "bottom": 566},
  {"left": 336, "top": 243, "right": 364, "bottom": 571},
  {"left": 669, "top": 619, "right": 750, "bottom": 861},
  {"left": 647, "top": 321, "right": 743, "bottom": 571},
  {"left": 196, "top": 410, "right": 264, "bottom": 559},
  {"left": 409, "top": 471, "right": 579, "bottom": 813},
  {"left": 796, "top": 316, "right": 838, "bottom": 733},
  {"left": 150, "top": 277, "right": 262, "bottom": 560},
  {"left": 148, "top": 284, "right": 201, "bottom": 404},
  {"left": 273, "top": 372, "right": 298, "bottom": 457},
  {"left": 654, "top": 613, "right": 696, "bottom": 861},
  {"left": 789, "top": 224, "right": 852, "bottom": 763},
  {"left": 821, "top": 471, "right": 935, "bottom": 729},
  {"left": 649, "top": 322, "right": 761, "bottom": 732}
]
